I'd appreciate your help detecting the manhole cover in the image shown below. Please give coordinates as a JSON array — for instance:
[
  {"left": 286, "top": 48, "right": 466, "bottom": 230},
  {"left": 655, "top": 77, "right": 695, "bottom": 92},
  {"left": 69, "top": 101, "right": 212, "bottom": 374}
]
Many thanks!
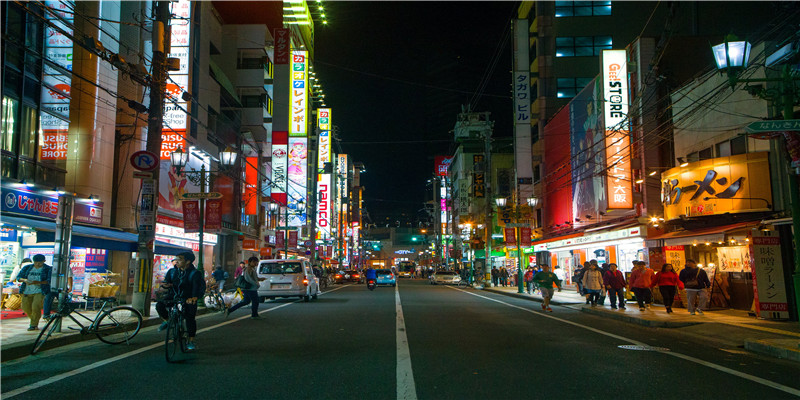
[{"left": 618, "top": 344, "right": 670, "bottom": 351}]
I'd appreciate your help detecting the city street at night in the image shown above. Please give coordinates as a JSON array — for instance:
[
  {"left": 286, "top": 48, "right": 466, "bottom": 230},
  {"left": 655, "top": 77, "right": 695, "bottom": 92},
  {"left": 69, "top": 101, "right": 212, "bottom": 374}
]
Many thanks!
[{"left": 3, "top": 280, "right": 800, "bottom": 399}]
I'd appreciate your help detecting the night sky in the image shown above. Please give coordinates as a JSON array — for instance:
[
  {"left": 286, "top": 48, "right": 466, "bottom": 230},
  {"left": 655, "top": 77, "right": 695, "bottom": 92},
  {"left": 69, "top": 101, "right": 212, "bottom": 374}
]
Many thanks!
[{"left": 315, "top": 1, "right": 516, "bottom": 226}]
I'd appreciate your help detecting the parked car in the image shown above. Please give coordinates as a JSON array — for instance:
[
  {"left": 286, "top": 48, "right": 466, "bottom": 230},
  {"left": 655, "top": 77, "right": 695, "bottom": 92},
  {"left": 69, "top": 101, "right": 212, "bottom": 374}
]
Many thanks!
[
  {"left": 431, "top": 271, "right": 461, "bottom": 285},
  {"left": 256, "top": 259, "right": 320, "bottom": 302},
  {"left": 376, "top": 269, "right": 396, "bottom": 287}
]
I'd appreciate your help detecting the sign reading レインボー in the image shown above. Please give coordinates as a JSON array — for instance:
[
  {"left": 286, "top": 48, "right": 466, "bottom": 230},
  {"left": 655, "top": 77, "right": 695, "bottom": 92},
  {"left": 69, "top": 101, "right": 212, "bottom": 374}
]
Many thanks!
[
  {"left": 290, "top": 51, "right": 308, "bottom": 137},
  {"left": 601, "top": 49, "right": 632, "bottom": 209}
]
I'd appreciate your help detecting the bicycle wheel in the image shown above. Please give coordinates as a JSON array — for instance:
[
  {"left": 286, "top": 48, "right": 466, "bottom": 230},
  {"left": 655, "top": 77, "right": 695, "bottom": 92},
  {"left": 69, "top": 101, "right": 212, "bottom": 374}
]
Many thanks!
[
  {"left": 178, "top": 314, "right": 189, "bottom": 353},
  {"left": 95, "top": 306, "right": 143, "bottom": 345},
  {"left": 203, "top": 294, "right": 220, "bottom": 311},
  {"left": 165, "top": 315, "right": 180, "bottom": 363},
  {"left": 31, "top": 315, "right": 60, "bottom": 355}
]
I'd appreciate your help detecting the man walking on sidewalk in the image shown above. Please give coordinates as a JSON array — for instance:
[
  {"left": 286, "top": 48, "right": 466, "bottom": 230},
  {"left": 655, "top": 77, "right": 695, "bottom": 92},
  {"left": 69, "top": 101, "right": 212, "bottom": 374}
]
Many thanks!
[
  {"left": 532, "top": 265, "right": 562, "bottom": 312},
  {"left": 679, "top": 259, "right": 711, "bottom": 315}
]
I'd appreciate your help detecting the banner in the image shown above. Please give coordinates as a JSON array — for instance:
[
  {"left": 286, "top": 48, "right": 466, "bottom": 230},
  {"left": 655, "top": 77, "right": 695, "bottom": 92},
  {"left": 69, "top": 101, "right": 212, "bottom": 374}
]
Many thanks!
[
  {"left": 245, "top": 157, "right": 258, "bottom": 215},
  {"left": 716, "top": 245, "right": 750, "bottom": 272},
  {"left": 205, "top": 199, "right": 222, "bottom": 232},
  {"left": 288, "top": 230, "right": 298, "bottom": 248},
  {"left": 504, "top": 228, "right": 516, "bottom": 246},
  {"left": 520, "top": 227, "right": 532, "bottom": 247},
  {"left": 749, "top": 231, "right": 789, "bottom": 319},
  {"left": 271, "top": 131, "right": 288, "bottom": 207},
  {"left": 182, "top": 200, "right": 200, "bottom": 233},
  {"left": 663, "top": 245, "right": 686, "bottom": 273},
  {"left": 276, "top": 231, "right": 285, "bottom": 249}
]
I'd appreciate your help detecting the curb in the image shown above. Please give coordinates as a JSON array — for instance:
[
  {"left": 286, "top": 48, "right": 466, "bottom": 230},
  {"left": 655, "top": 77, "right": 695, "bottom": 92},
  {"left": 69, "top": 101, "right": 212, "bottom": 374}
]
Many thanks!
[
  {"left": 482, "top": 288, "right": 581, "bottom": 306},
  {"left": 744, "top": 339, "right": 800, "bottom": 363},
  {"left": 578, "top": 305, "right": 701, "bottom": 328},
  {"left": 1, "top": 307, "right": 214, "bottom": 362}
]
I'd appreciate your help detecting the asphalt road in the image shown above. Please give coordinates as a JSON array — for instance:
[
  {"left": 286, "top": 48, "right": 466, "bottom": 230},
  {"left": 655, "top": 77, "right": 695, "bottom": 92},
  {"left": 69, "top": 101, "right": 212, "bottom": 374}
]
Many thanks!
[{"left": 2, "top": 280, "right": 800, "bottom": 399}]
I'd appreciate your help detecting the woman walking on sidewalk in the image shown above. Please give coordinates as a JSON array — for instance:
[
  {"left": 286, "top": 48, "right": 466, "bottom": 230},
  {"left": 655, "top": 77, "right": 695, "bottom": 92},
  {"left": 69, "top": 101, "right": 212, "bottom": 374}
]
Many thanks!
[
  {"left": 581, "top": 263, "right": 603, "bottom": 306},
  {"left": 629, "top": 261, "right": 655, "bottom": 311},
  {"left": 532, "top": 265, "right": 562, "bottom": 312},
  {"left": 602, "top": 263, "right": 627, "bottom": 309},
  {"left": 652, "top": 263, "right": 683, "bottom": 313}
]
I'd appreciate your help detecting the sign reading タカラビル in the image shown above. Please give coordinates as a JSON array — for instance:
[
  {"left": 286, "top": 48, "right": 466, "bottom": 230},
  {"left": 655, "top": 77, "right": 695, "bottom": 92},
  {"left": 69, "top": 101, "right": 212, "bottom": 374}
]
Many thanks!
[{"left": 661, "top": 152, "right": 772, "bottom": 220}]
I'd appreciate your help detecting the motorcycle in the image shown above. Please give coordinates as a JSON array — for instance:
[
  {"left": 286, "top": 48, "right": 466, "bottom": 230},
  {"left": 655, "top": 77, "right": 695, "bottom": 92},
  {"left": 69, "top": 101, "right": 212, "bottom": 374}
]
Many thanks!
[{"left": 366, "top": 278, "right": 377, "bottom": 291}]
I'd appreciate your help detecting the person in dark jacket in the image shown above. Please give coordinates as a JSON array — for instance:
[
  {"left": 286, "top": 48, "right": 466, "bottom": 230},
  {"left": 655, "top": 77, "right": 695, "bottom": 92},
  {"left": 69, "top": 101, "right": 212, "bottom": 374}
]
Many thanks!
[
  {"left": 16, "top": 254, "right": 52, "bottom": 330},
  {"left": 602, "top": 263, "right": 627, "bottom": 309},
  {"left": 491, "top": 267, "right": 499, "bottom": 287},
  {"left": 212, "top": 265, "right": 228, "bottom": 292},
  {"left": 679, "top": 259, "right": 711, "bottom": 315},
  {"left": 156, "top": 251, "right": 205, "bottom": 350},
  {"left": 226, "top": 256, "right": 266, "bottom": 319}
]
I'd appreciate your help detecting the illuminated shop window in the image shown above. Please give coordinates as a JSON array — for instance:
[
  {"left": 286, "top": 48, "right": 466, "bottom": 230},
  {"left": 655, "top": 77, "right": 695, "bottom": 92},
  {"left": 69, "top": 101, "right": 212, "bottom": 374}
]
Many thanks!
[
  {"left": 556, "top": 36, "right": 612, "bottom": 57},
  {"left": 555, "top": 1, "right": 612, "bottom": 17}
]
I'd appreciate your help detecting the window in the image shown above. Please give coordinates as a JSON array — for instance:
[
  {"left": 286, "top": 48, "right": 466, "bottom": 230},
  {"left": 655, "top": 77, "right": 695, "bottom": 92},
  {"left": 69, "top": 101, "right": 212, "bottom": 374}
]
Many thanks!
[
  {"left": 698, "top": 147, "right": 713, "bottom": 161},
  {"left": 556, "top": 77, "right": 593, "bottom": 98},
  {"left": 730, "top": 135, "right": 747, "bottom": 155},
  {"left": 555, "top": 1, "right": 612, "bottom": 17},
  {"left": 556, "top": 36, "right": 612, "bottom": 57},
  {"left": 241, "top": 95, "right": 264, "bottom": 108},
  {"left": 2, "top": 97, "right": 19, "bottom": 153},
  {"left": 237, "top": 57, "right": 265, "bottom": 69},
  {"left": 20, "top": 106, "right": 37, "bottom": 158},
  {"left": 533, "top": 164, "right": 541, "bottom": 184}
]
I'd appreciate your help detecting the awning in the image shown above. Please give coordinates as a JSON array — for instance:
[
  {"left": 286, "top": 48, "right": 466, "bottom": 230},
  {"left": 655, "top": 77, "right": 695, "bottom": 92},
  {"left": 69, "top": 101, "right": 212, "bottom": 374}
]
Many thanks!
[
  {"left": 1, "top": 215, "right": 191, "bottom": 256},
  {"left": 647, "top": 221, "right": 759, "bottom": 247}
]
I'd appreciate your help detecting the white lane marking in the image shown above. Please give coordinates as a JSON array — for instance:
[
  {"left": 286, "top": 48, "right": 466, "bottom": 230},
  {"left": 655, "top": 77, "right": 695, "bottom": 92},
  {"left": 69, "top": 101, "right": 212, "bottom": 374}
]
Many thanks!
[
  {"left": 451, "top": 287, "right": 800, "bottom": 398},
  {"left": 396, "top": 285, "right": 418, "bottom": 400},
  {"left": 3, "top": 285, "right": 350, "bottom": 399}
]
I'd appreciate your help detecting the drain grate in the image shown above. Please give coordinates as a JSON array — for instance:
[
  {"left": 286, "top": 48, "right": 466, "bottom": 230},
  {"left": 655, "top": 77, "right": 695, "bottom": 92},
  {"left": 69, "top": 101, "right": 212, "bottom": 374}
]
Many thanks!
[{"left": 618, "top": 344, "right": 670, "bottom": 351}]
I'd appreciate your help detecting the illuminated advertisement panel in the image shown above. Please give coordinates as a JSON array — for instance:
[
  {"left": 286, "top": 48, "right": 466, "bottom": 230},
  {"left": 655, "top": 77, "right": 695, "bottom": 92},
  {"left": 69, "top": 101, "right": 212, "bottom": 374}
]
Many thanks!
[
  {"left": 602, "top": 49, "right": 632, "bottom": 209},
  {"left": 287, "top": 137, "right": 307, "bottom": 227},
  {"left": 271, "top": 131, "right": 288, "bottom": 207},
  {"left": 316, "top": 109, "right": 332, "bottom": 238},
  {"left": 39, "top": 1, "right": 74, "bottom": 161},
  {"left": 290, "top": 51, "right": 308, "bottom": 137}
]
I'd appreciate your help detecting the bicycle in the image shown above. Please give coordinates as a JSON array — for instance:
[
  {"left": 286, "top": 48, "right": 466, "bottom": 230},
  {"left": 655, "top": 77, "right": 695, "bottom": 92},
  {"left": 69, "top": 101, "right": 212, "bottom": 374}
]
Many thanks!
[
  {"left": 164, "top": 295, "right": 189, "bottom": 363},
  {"left": 202, "top": 286, "right": 227, "bottom": 312},
  {"left": 32, "top": 290, "right": 143, "bottom": 355},
  {"left": 457, "top": 273, "right": 485, "bottom": 288}
]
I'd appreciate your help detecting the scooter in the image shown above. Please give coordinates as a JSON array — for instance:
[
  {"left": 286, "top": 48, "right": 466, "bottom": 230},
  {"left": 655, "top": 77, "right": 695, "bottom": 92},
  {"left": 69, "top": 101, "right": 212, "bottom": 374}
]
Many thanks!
[{"left": 366, "top": 278, "right": 377, "bottom": 291}]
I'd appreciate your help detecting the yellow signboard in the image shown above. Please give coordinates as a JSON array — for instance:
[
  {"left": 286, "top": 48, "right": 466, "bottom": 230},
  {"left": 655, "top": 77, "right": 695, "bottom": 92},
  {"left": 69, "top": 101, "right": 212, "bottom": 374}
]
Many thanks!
[{"left": 661, "top": 152, "right": 772, "bottom": 220}]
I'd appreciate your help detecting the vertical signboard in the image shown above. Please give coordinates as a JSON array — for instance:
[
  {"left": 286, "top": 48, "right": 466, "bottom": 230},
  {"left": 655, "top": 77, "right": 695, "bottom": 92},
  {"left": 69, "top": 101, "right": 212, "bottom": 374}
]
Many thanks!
[
  {"left": 290, "top": 51, "right": 308, "bottom": 137},
  {"left": 473, "top": 155, "right": 485, "bottom": 198},
  {"left": 288, "top": 230, "right": 298, "bottom": 248},
  {"left": 271, "top": 131, "right": 288, "bottom": 207},
  {"left": 244, "top": 157, "right": 258, "bottom": 215},
  {"left": 40, "top": 1, "right": 74, "bottom": 162},
  {"left": 316, "top": 108, "right": 332, "bottom": 239},
  {"left": 182, "top": 200, "right": 200, "bottom": 233},
  {"left": 273, "top": 28, "right": 290, "bottom": 65},
  {"left": 749, "top": 230, "right": 789, "bottom": 319},
  {"left": 513, "top": 19, "right": 534, "bottom": 202},
  {"left": 287, "top": 138, "right": 307, "bottom": 227},
  {"left": 601, "top": 50, "right": 633, "bottom": 209},
  {"left": 276, "top": 230, "right": 285, "bottom": 249},
  {"left": 205, "top": 199, "right": 222, "bottom": 232},
  {"left": 434, "top": 156, "right": 452, "bottom": 177},
  {"left": 504, "top": 228, "right": 516, "bottom": 246}
]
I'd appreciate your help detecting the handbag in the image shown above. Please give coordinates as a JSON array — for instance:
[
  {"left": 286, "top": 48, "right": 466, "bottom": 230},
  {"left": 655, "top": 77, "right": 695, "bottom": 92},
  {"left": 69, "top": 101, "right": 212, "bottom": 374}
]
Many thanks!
[
  {"left": 234, "top": 275, "right": 251, "bottom": 290},
  {"left": 684, "top": 269, "right": 700, "bottom": 288}
]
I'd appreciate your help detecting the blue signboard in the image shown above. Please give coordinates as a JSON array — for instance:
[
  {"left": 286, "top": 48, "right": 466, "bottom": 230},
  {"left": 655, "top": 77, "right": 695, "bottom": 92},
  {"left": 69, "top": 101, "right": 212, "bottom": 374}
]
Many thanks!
[
  {"left": 1, "top": 185, "right": 103, "bottom": 225},
  {"left": 0, "top": 227, "right": 17, "bottom": 242}
]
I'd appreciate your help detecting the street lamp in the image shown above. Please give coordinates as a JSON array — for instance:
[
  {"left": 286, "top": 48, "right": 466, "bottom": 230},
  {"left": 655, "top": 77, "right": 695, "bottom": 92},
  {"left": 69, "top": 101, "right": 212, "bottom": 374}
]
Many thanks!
[
  {"left": 170, "top": 146, "right": 238, "bottom": 272},
  {"left": 711, "top": 32, "right": 800, "bottom": 323}
]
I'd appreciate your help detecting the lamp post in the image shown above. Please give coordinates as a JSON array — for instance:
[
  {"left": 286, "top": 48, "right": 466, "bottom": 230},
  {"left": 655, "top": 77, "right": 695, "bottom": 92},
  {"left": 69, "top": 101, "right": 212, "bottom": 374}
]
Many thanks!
[
  {"left": 170, "top": 146, "right": 237, "bottom": 273},
  {"left": 711, "top": 33, "right": 800, "bottom": 322}
]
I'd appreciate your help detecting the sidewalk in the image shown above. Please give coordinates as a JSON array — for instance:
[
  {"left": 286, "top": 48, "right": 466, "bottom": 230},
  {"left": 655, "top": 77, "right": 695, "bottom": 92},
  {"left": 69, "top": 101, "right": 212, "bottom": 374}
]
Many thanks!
[
  {"left": 482, "top": 285, "right": 800, "bottom": 363},
  {"left": 0, "top": 304, "right": 211, "bottom": 361}
]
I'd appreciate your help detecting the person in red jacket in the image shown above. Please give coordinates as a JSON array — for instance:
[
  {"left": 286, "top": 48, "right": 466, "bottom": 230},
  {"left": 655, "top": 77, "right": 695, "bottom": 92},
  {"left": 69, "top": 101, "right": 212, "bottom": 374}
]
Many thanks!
[
  {"left": 651, "top": 263, "right": 684, "bottom": 313},
  {"left": 602, "top": 263, "right": 627, "bottom": 309}
]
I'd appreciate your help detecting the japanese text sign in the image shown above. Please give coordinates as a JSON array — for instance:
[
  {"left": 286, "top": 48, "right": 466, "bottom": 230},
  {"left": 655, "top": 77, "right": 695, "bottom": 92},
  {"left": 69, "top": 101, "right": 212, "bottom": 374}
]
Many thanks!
[
  {"left": 749, "top": 230, "right": 788, "bottom": 319},
  {"left": 602, "top": 49, "right": 632, "bottom": 209}
]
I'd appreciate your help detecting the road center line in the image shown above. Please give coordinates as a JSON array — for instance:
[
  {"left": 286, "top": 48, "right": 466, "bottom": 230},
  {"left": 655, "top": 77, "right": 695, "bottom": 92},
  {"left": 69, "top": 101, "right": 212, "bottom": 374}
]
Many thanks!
[
  {"left": 450, "top": 287, "right": 800, "bottom": 398},
  {"left": 396, "top": 285, "right": 418, "bottom": 400},
  {"left": 3, "top": 285, "right": 350, "bottom": 399}
]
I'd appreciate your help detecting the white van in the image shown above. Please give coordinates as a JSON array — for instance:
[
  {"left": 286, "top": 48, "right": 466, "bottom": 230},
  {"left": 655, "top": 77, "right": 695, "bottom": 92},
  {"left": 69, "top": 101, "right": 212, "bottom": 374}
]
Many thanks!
[{"left": 256, "top": 259, "right": 320, "bottom": 302}]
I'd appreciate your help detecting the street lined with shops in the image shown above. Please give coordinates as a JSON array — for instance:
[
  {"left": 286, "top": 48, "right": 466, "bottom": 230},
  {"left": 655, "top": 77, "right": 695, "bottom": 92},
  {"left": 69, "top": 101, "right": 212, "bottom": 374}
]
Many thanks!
[{"left": 3, "top": 280, "right": 799, "bottom": 399}]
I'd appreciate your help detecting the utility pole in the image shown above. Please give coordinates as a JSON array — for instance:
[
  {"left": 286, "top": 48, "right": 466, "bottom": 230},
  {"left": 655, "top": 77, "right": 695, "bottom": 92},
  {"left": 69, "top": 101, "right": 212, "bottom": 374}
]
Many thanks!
[
  {"left": 133, "top": 1, "right": 170, "bottom": 316},
  {"left": 483, "top": 129, "right": 493, "bottom": 287}
]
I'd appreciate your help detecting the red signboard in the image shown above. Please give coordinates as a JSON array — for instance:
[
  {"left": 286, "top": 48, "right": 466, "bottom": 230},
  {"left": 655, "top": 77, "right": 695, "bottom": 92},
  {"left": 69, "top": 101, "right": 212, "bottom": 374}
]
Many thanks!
[
  {"left": 160, "top": 131, "right": 186, "bottom": 160},
  {"left": 39, "top": 129, "right": 68, "bottom": 160},
  {"left": 157, "top": 214, "right": 184, "bottom": 228},
  {"left": 274, "top": 28, "right": 290, "bottom": 65},
  {"left": 276, "top": 231, "right": 285, "bottom": 248},
  {"left": 243, "top": 239, "right": 258, "bottom": 250},
  {"left": 288, "top": 230, "right": 298, "bottom": 248},
  {"left": 260, "top": 247, "right": 272, "bottom": 258},
  {"left": 214, "top": 175, "right": 234, "bottom": 219},
  {"left": 182, "top": 200, "right": 200, "bottom": 233},
  {"left": 205, "top": 199, "right": 222, "bottom": 232},
  {"left": 504, "top": 228, "right": 516, "bottom": 246},
  {"left": 245, "top": 157, "right": 258, "bottom": 215},
  {"left": 520, "top": 227, "right": 532, "bottom": 247},
  {"left": 434, "top": 156, "right": 453, "bottom": 177}
]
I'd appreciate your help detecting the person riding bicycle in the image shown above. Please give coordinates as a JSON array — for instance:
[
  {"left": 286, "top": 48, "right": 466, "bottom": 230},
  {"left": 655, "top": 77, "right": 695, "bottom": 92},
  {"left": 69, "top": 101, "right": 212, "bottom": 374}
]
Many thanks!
[{"left": 156, "top": 251, "right": 205, "bottom": 350}]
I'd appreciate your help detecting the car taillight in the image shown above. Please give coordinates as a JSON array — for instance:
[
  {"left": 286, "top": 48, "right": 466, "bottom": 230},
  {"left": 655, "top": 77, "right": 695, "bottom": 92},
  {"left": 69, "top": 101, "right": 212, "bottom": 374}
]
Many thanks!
[
  {"left": 303, "top": 278, "right": 309, "bottom": 286},
  {"left": 335, "top": 274, "right": 342, "bottom": 278},
  {"left": 354, "top": 274, "right": 360, "bottom": 278}
]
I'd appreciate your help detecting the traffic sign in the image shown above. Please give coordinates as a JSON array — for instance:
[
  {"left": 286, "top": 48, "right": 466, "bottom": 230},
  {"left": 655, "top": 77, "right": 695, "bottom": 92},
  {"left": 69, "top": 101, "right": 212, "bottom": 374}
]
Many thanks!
[
  {"left": 130, "top": 151, "right": 159, "bottom": 171},
  {"left": 180, "top": 192, "right": 223, "bottom": 200},
  {"left": 745, "top": 120, "right": 800, "bottom": 134},
  {"left": 132, "top": 171, "right": 153, "bottom": 179}
]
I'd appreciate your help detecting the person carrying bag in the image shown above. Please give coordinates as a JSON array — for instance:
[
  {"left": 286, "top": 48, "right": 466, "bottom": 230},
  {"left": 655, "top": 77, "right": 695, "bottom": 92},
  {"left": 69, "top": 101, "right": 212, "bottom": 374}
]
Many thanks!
[{"left": 227, "top": 257, "right": 266, "bottom": 319}]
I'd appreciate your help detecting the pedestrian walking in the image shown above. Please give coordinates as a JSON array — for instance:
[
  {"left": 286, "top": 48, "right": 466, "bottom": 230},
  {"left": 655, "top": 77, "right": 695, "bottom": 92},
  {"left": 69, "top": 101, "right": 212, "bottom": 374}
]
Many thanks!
[
  {"left": 629, "top": 261, "right": 655, "bottom": 311},
  {"left": 590, "top": 260, "right": 605, "bottom": 305},
  {"left": 602, "top": 263, "right": 627, "bottom": 309},
  {"left": 524, "top": 267, "right": 535, "bottom": 294},
  {"left": 500, "top": 268, "right": 509, "bottom": 287},
  {"left": 651, "top": 263, "right": 683, "bottom": 313},
  {"left": 532, "top": 265, "right": 562, "bottom": 312},
  {"left": 16, "top": 254, "right": 51, "bottom": 331},
  {"left": 581, "top": 263, "right": 604, "bottom": 306},
  {"left": 553, "top": 265, "right": 565, "bottom": 283},
  {"left": 212, "top": 265, "right": 228, "bottom": 292},
  {"left": 573, "top": 263, "right": 587, "bottom": 301},
  {"left": 235, "top": 261, "right": 246, "bottom": 278},
  {"left": 491, "top": 267, "right": 499, "bottom": 287},
  {"left": 226, "top": 256, "right": 266, "bottom": 319},
  {"left": 679, "top": 259, "right": 711, "bottom": 315}
]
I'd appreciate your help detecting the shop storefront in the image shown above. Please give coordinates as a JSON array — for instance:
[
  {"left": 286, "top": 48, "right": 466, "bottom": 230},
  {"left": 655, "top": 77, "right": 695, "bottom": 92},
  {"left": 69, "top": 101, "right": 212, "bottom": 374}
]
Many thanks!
[
  {"left": 546, "top": 226, "right": 648, "bottom": 286},
  {"left": 153, "top": 215, "right": 217, "bottom": 291}
]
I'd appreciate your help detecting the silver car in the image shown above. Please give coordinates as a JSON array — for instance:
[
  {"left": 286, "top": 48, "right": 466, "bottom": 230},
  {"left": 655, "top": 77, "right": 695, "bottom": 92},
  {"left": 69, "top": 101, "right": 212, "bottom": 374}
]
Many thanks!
[
  {"left": 256, "top": 259, "right": 320, "bottom": 302},
  {"left": 431, "top": 271, "right": 462, "bottom": 285}
]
